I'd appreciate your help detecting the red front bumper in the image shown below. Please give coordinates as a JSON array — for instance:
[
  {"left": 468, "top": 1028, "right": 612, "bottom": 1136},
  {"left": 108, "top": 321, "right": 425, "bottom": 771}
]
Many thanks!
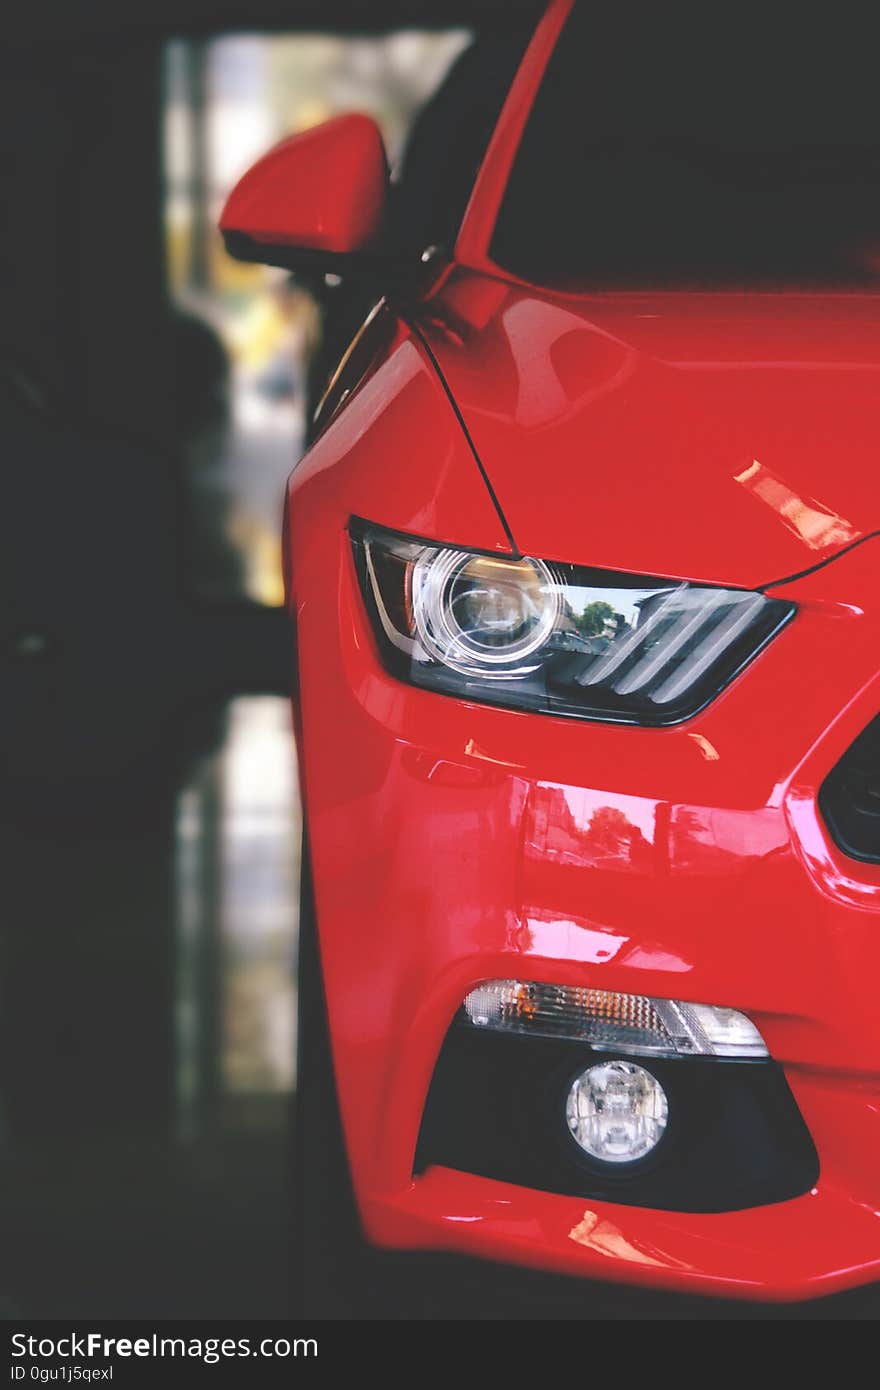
[{"left": 286, "top": 344, "right": 880, "bottom": 1303}]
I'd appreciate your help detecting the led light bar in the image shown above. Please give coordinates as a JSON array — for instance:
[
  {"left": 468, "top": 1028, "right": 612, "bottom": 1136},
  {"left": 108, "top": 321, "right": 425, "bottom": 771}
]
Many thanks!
[{"left": 461, "top": 980, "right": 768, "bottom": 1059}]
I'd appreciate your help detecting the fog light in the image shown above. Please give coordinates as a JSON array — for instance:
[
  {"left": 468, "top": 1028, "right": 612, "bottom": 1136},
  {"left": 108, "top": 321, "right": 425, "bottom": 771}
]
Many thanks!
[{"left": 566, "top": 1060, "right": 668, "bottom": 1164}]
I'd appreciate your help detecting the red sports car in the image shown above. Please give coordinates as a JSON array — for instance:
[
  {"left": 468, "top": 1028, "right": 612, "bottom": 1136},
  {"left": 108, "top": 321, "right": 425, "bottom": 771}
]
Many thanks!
[{"left": 222, "top": 0, "right": 880, "bottom": 1309}]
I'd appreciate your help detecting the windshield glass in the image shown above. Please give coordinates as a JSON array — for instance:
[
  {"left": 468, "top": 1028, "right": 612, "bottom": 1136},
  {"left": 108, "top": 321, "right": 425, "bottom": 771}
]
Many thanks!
[{"left": 491, "top": 6, "right": 880, "bottom": 289}]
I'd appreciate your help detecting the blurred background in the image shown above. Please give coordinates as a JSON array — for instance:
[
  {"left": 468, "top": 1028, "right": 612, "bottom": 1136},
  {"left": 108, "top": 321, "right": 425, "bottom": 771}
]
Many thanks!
[
  {"left": 0, "top": 0, "right": 521, "bottom": 1319},
  {"left": 163, "top": 28, "right": 471, "bottom": 607}
]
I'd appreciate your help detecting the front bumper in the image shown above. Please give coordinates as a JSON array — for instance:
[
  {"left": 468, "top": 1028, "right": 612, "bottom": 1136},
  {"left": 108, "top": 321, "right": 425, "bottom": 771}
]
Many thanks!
[
  {"left": 287, "top": 368, "right": 880, "bottom": 1300},
  {"left": 364, "top": 1166, "right": 880, "bottom": 1303}
]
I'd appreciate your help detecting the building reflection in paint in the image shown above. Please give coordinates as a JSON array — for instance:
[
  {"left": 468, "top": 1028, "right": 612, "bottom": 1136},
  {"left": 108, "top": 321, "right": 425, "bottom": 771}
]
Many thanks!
[{"left": 734, "top": 458, "right": 860, "bottom": 554}]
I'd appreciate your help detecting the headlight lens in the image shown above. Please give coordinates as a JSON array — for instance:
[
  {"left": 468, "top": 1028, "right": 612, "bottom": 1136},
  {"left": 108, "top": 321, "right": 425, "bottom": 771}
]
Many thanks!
[
  {"left": 352, "top": 520, "right": 794, "bottom": 725},
  {"left": 413, "top": 550, "right": 560, "bottom": 673}
]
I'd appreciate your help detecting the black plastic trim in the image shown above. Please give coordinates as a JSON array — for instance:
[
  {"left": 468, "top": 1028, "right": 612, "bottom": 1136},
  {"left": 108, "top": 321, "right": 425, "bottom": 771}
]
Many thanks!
[
  {"left": 819, "top": 711, "right": 880, "bottom": 864},
  {"left": 222, "top": 231, "right": 421, "bottom": 291},
  {"left": 415, "top": 1025, "right": 819, "bottom": 1214}
]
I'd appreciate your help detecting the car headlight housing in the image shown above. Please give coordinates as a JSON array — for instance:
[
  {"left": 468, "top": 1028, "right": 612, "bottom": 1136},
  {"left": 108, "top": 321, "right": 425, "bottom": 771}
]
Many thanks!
[{"left": 351, "top": 519, "right": 794, "bottom": 726}]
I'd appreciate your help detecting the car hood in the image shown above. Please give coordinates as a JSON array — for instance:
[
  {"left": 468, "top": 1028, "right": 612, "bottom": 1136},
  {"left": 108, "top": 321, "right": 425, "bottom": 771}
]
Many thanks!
[{"left": 419, "top": 270, "right": 880, "bottom": 588}]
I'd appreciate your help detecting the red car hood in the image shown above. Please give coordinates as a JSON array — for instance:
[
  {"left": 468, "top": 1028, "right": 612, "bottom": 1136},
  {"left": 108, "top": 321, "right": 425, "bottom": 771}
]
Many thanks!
[{"left": 420, "top": 270, "right": 880, "bottom": 588}]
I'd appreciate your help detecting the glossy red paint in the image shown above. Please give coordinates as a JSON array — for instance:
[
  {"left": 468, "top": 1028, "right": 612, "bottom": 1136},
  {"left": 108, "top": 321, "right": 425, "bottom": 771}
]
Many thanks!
[
  {"left": 270, "top": 0, "right": 880, "bottom": 1302},
  {"left": 285, "top": 302, "right": 880, "bottom": 1296},
  {"left": 219, "top": 113, "right": 388, "bottom": 254},
  {"left": 418, "top": 272, "right": 880, "bottom": 587}
]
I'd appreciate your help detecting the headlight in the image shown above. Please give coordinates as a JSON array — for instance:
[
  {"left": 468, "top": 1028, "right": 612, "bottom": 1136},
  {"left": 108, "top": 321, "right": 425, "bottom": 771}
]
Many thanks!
[{"left": 351, "top": 519, "right": 794, "bottom": 725}]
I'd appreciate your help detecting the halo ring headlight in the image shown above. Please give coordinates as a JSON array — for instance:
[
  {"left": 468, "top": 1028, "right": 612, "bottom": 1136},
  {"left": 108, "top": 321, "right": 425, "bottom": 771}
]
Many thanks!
[{"left": 412, "top": 550, "right": 561, "bottom": 675}]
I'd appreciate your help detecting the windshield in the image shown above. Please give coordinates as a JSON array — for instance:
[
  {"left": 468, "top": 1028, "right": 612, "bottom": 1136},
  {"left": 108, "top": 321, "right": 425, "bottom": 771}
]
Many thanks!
[{"left": 491, "top": 6, "right": 880, "bottom": 289}]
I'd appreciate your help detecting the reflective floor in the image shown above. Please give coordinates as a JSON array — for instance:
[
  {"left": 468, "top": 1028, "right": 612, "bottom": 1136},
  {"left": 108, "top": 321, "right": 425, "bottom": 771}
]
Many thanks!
[{"left": 1, "top": 697, "right": 299, "bottom": 1319}]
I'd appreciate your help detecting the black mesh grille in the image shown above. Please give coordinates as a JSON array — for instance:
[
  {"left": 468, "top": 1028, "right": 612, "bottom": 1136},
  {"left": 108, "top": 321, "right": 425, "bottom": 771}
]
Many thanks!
[{"left": 819, "top": 714, "right": 880, "bottom": 864}]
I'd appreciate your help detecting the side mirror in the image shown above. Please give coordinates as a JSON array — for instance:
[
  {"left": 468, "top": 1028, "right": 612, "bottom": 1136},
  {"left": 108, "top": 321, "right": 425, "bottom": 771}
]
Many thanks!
[{"left": 219, "top": 113, "right": 390, "bottom": 275}]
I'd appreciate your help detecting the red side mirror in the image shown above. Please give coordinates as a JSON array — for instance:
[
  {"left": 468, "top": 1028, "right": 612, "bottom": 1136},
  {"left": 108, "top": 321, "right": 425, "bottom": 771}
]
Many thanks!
[{"left": 220, "top": 113, "right": 389, "bottom": 272}]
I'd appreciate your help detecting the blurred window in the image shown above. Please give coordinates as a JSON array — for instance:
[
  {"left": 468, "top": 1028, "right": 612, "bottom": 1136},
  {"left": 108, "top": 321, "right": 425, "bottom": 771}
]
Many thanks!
[{"left": 493, "top": 7, "right": 880, "bottom": 290}]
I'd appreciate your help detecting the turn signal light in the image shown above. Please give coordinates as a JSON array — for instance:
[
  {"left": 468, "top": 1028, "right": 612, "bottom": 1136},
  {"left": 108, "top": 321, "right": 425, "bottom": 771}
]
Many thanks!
[{"left": 461, "top": 980, "right": 768, "bottom": 1059}]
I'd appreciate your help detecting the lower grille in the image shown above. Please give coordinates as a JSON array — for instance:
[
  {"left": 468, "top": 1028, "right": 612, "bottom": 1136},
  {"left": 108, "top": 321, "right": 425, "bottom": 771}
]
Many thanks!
[
  {"left": 820, "top": 714, "right": 880, "bottom": 864},
  {"left": 415, "top": 1024, "right": 818, "bottom": 1214}
]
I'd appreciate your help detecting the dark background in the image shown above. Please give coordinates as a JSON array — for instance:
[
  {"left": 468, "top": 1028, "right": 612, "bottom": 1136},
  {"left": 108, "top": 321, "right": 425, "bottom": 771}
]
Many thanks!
[
  {"left": 0, "top": 0, "right": 549, "bottom": 1322},
  {"left": 1, "top": 0, "right": 878, "bottom": 1320}
]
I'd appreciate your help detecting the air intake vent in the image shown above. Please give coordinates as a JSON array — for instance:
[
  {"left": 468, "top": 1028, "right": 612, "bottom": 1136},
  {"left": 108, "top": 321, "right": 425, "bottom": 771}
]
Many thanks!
[{"left": 819, "top": 714, "right": 880, "bottom": 864}]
